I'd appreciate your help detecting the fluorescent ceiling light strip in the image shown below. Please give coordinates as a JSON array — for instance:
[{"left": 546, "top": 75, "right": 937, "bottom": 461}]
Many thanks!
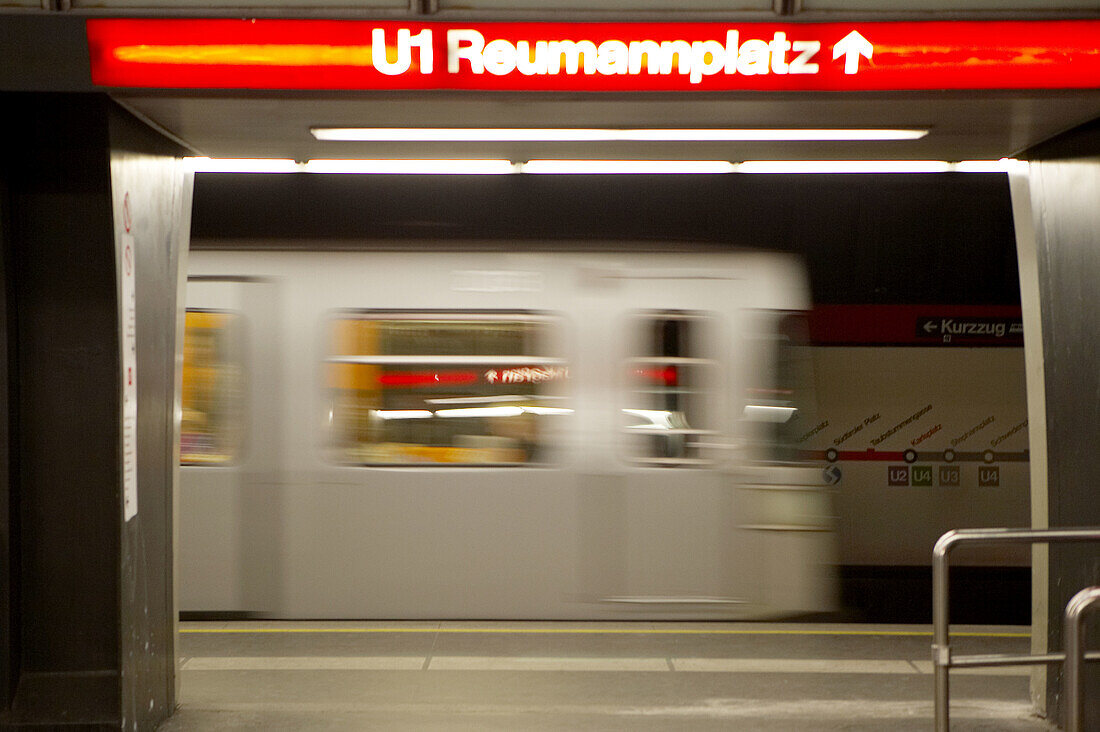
[
  {"left": 187, "top": 157, "right": 1019, "bottom": 176},
  {"left": 951, "top": 159, "right": 1019, "bottom": 173},
  {"left": 523, "top": 160, "right": 736, "bottom": 175},
  {"left": 311, "top": 128, "right": 928, "bottom": 142},
  {"left": 738, "top": 160, "right": 953, "bottom": 174},
  {"left": 187, "top": 157, "right": 300, "bottom": 173},
  {"left": 303, "top": 159, "right": 516, "bottom": 174}
]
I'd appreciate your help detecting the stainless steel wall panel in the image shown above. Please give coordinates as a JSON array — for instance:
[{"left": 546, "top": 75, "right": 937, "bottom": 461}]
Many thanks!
[
  {"left": 109, "top": 102, "right": 193, "bottom": 729},
  {"left": 1022, "top": 156, "right": 1100, "bottom": 729},
  {"left": 0, "top": 92, "right": 190, "bottom": 729}
]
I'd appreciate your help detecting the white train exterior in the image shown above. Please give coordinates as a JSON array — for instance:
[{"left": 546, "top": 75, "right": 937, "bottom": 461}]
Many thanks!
[{"left": 179, "top": 247, "right": 837, "bottom": 619}]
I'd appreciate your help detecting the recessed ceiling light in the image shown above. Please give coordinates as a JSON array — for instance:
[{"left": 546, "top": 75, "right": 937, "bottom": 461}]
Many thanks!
[
  {"left": 736, "top": 160, "right": 1020, "bottom": 173},
  {"left": 184, "top": 156, "right": 1019, "bottom": 176},
  {"left": 523, "top": 160, "right": 736, "bottom": 174},
  {"left": 187, "top": 157, "right": 300, "bottom": 173},
  {"left": 737, "top": 160, "right": 954, "bottom": 174},
  {"left": 311, "top": 127, "right": 929, "bottom": 143},
  {"left": 302, "top": 159, "right": 517, "bottom": 174},
  {"left": 951, "top": 159, "right": 1023, "bottom": 173}
]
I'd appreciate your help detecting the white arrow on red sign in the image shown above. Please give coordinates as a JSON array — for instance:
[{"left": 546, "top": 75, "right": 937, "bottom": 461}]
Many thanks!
[{"left": 833, "top": 30, "right": 873, "bottom": 75}]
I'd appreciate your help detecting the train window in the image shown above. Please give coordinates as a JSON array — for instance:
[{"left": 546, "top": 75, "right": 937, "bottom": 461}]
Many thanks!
[
  {"left": 325, "top": 313, "right": 567, "bottom": 466},
  {"left": 623, "top": 313, "right": 717, "bottom": 467},
  {"left": 743, "top": 311, "right": 817, "bottom": 464},
  {"left": 181, "top": 310, "right": 245, "bottom": 465}
]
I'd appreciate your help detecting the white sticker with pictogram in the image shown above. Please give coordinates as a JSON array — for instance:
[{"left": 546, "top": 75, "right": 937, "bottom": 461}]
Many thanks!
[{"left": 121, "top": 230, "right": 138, "bottom": 521}]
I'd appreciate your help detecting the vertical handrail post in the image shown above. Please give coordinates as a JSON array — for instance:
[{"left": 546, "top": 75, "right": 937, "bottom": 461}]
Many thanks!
[
  {"left": 931, "top": 527, "right": 1100, "bottom": 732},
  {"left": 1064, "top": 586, "right": 1100, "bottom": 732},
  {"left": 932, "top": 530, "right": 958, "bottom": 732}
]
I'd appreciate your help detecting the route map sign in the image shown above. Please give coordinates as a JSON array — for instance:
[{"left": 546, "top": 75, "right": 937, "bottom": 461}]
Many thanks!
[{"left": 87, "top": 19, "right": 1100, "bottom": 92}]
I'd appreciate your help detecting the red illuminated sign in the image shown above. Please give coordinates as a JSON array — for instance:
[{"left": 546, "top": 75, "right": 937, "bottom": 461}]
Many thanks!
[
  {"left": 87, "top": 19, "right": 1100, "bottom": 92},
  {"left": 378, "top": 370, "right": 478, "bottom": 387}
]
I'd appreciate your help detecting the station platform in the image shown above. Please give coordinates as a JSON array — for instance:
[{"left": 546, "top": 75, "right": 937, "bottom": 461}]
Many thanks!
[{"left": 160, "top": 621, "right": 1054, "bottom": 731}]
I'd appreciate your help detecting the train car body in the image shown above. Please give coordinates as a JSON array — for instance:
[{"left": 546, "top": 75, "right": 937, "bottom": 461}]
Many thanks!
[{"left": 179, "top": 247, "right": 836, "bottom": 620}]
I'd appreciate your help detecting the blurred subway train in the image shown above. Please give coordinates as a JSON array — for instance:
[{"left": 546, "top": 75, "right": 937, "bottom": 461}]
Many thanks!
[
  {"left": 179, "top": 247, "right": 839, "bottom": 620},
  {"left": 180, "top": 172, "right": 1031, "bottom": 623}
]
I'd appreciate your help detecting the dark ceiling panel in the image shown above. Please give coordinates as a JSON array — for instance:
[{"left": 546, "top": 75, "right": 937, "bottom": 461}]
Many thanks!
[
  {"left": 191, "top": 170, "right": 1019, "bottom": 305},
  {"left": 118, "top": 92, "right": 1100, "bottom": 161}
]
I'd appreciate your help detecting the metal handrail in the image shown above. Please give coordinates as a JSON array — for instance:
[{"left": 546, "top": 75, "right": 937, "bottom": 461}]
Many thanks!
[
  {"left": 1064, "top": 586, "right": 1100, "bottom": 732},
  {"left": 932, "top": 527, "right": 1100, "bottom": 731}
]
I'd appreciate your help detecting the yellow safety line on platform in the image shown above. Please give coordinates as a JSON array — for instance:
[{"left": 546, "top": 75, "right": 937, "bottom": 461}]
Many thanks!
[{"left": 179, "top": 627, "right": 1028, "bottom": 638}]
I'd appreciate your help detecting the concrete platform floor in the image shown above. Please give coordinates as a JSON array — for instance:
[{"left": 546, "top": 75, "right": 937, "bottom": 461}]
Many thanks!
[{"left": 159, "top": 621, "right": 1056, "bottom": 730}]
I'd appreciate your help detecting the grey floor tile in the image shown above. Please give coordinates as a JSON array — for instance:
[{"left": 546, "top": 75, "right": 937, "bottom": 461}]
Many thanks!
[{"left": 160, "top": 621, "right": 1056, "bottom": 731}]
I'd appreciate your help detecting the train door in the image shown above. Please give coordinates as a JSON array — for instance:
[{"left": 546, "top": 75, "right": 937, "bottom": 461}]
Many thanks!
[
  {"left": 575, "top": 264, "right": 745, "bottom": 617},
  {"left": 179, "top": 276, "right": 282, "bottom": 613},
  {"left": 729, "top": 308, "right": 837, "bottom": 617}
]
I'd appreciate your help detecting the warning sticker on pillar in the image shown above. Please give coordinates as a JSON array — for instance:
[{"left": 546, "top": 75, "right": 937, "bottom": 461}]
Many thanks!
[{"left": 121, "top": 223, "right": 138, "bottom": 522}]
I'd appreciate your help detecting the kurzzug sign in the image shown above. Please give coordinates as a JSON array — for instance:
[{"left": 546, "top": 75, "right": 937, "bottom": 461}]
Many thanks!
[{"left": 86, "top": 19, "right": 1100, "bottom": 92}]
